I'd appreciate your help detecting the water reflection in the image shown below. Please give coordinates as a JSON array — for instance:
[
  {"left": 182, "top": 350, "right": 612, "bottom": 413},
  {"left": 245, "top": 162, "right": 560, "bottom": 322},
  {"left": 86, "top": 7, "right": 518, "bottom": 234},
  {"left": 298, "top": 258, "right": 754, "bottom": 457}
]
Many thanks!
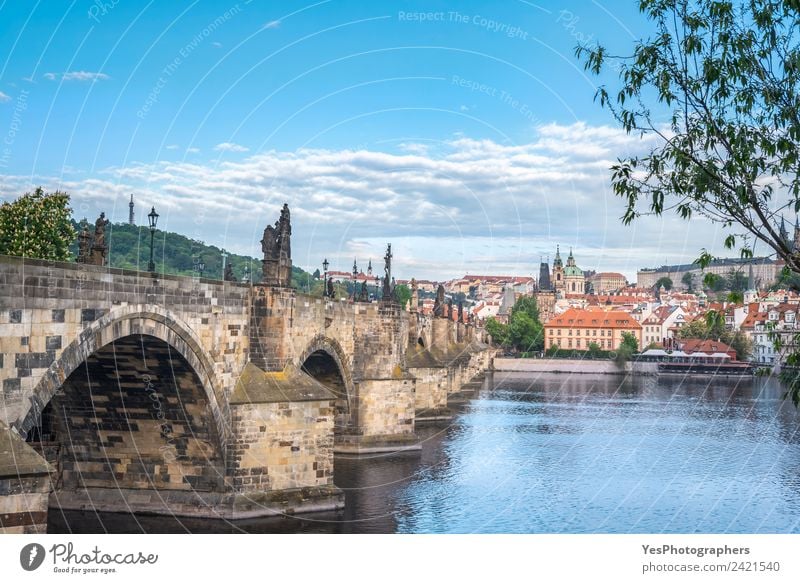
[{"left": 51, "top": 373, "right": 800, "bottom": 533}]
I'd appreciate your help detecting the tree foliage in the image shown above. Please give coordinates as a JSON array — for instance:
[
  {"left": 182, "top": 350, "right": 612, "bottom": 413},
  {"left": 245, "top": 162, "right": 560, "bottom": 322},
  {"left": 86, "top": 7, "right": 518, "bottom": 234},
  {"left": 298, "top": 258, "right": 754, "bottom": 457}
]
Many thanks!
[
  {"left": 678, "top": 310, "right": 752, "bottom": 359},
  {"left": 485, "top": 295, "right": 544, "bottom": 352},
  {"left": 0, "top": 188, "right": 76, "bottom": 260},
  {"left": 655, "top": 276, "right": 673, "bottom": 290},
  {"left": 394, "top": 283, "right": 412, "bottom": 308},
  {"left": 578, "top": 0, "right": 800, "bottom": 269}
]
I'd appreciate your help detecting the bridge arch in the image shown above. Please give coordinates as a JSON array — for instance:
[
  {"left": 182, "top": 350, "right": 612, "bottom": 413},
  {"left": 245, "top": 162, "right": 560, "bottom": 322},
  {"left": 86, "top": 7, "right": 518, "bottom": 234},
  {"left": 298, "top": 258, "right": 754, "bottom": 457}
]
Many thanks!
[
  {"left": 298, "top": 335, "right": 355, "bottom": 435},
  {"left": 17, "top": 305, "right": 227, "bottom": 449}
]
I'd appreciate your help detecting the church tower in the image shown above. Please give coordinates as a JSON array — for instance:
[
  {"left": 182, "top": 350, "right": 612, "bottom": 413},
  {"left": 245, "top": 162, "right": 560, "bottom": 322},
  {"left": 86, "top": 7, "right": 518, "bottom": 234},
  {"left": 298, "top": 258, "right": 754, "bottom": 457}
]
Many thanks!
[{"left": 551, "top": 246, "right": 564, "bottom": 294}]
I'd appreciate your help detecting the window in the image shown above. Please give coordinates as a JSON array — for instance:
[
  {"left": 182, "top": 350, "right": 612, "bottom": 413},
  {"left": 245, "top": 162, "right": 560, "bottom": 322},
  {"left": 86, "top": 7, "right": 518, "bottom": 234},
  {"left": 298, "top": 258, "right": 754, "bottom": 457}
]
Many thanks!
[{"left": 568, "top": 339, "right": 572, "bottom": 348}]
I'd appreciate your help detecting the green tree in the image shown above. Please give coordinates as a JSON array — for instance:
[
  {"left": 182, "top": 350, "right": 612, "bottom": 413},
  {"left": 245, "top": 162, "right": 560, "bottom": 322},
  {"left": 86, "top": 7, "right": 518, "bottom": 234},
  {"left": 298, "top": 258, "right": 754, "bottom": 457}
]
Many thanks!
[
  {"left": 729, "top": 330, "right": 753, "bottom": 361},
  {"left": 655, "top": 277, "right": 673, "bottom": 291},
  {"left": 485, "top": 317, "right": 509, "bottom": 347},
  {"left": 578, "top": 0, "right": 800, "bottom": 270},
  {"left": 587, "top": 341, "right": 602, "bottom": 358},
  {"left": 620, "top": 331, "right": 639, "bottom": 353},
  {"left": 508, "top": 295, "right": 544, "bottom": 352},
  {"left": 681, "top": 271, "right": 694, "bottom": 291},
  {"left": 394, "top": 284, "right": 412, "bottom": 308},
  {"left": 0, "top": 188, "right": 76, "bottom": 260}
]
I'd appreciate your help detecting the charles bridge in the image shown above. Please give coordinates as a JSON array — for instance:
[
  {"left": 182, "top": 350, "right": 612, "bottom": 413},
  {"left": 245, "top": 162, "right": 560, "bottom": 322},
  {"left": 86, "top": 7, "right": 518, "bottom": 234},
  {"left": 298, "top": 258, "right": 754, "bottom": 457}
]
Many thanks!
[{"left": 0, "top": 205, "right": 494, "bottom": 532}]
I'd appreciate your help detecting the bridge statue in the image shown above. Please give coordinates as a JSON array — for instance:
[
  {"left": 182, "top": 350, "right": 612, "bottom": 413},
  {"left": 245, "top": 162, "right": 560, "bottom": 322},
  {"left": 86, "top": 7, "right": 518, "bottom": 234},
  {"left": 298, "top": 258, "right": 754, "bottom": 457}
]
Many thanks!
[
  {"left": 76, "top": 221, "right": 91, "bottom": 264},
  {"left": 381, "top": 243, "right": 394, "bottom": 303},
  {"left": 260, "top": 203, "right": 292, "bottom": 286},
  {"left": 409, "top": 278, "right": 418, "bottom": 313},
  {"left": 359, "top": 280, "right": 368, "bottom": 302},
  {"left": 458, "top": 301, "right": 463, "bottom": 322},
  {"left": 224, "top": 262, "right": 235, "bottom": 282},
  {"left": 89, "top": 212, "right": 109, "bottom": 266},
  {"left": 433, "top": 284, "right": 445, "bottom": 317}
]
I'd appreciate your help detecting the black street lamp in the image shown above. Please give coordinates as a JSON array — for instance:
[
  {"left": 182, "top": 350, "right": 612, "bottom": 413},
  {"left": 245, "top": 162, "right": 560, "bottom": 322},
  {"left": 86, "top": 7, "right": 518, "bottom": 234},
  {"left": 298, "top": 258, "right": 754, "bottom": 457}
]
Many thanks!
[
  {"left": 147, "top": 206, "right": 159, "bottom": 272},
  {"left": 322, "top": 258, "right": 329, "bottom": 297},
  {"left": 352, "top": 258, "right": 358, "bottom": 300}
]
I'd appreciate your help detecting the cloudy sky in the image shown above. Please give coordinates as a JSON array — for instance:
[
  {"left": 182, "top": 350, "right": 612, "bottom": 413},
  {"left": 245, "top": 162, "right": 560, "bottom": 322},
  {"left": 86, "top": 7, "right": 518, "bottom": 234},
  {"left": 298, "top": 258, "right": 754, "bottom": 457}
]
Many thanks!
[{"left": 0, "top": 1, "right": 751, "bottom": 281}]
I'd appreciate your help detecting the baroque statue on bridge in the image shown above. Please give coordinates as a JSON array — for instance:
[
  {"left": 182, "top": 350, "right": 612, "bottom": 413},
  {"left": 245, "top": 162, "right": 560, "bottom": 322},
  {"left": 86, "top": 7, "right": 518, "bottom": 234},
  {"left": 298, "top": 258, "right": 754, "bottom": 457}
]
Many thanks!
[
  {"left": 433, "top": 284, "right": 445, "bottom": 318},
  {"left": 76, "top": 221, "right": 91, "bottom": 264},
  {"left": 260, "top": 203, "right": 292, "bottom": 286},
  {"left": 381, "top": 243, "right": 395, "bottom": 303},
  {"left": 89, "top": 212, "right": 109, "bottom": 266}
]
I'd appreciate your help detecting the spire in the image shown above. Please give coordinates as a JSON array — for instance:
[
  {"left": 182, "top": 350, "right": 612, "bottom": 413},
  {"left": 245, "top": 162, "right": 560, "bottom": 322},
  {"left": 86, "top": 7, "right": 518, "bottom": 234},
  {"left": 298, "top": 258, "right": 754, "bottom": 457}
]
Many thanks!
[
  {"left": 128, "top": 193, "right": 135, "bottom": 225},
  {"left": 553, "top": 245, "right": 563, "bottom": 267}
]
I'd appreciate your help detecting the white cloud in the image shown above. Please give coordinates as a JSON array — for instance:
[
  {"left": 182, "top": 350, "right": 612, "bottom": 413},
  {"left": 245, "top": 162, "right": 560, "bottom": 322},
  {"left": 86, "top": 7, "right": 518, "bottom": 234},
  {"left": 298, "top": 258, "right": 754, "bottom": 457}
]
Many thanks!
[
  {"left": 213, "top": 142, "right": 249, "bottom": 153},
  {"left": 186, "top": 147, "right": 200, "bottom": 153},
  {"left": 44, "top": 71, "right": 110, "bottom": 82},
  {"left": 165, "top": 144, "right": 180, "bottom": 150},
  {"left": 263, "top": 20, "right": 281, "bottom": 29},
  {"left": 211, "top": 41, "right": 223, "bottom": 48},
  {"left": 0, "top": 123, "right": 739, "bottom": 281},
  {"left": 0, "top": 91, "right": 10, "bottom": 103}
]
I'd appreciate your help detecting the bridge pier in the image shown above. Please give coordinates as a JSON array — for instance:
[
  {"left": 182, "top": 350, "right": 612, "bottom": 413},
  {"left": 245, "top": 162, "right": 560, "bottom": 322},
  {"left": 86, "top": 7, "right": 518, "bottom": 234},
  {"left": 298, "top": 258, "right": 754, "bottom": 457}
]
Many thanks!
[{"left": 0, "top": 420, "right": 52, "bottom": 533}]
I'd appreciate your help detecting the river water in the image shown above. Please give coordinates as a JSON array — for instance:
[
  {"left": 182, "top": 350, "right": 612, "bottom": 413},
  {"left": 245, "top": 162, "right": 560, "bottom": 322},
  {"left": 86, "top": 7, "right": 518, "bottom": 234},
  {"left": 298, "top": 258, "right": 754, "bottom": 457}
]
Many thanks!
[{"left": 50, "top": 372, "right": 800, "bottom": 533}]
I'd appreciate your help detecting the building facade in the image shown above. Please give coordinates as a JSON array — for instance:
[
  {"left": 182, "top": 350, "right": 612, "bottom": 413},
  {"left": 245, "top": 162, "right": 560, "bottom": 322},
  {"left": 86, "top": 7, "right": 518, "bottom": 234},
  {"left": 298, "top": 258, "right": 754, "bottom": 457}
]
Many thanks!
[{"left": 544, "top": 308, "right": 642, "bottom": 351}]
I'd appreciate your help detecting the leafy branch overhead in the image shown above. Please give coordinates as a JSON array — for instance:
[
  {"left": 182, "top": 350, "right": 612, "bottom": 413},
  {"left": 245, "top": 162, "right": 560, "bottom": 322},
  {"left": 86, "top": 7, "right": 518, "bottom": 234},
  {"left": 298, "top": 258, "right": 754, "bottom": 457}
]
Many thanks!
[{"left": 577, "top": 0, "right": 800, "bottom": 269}]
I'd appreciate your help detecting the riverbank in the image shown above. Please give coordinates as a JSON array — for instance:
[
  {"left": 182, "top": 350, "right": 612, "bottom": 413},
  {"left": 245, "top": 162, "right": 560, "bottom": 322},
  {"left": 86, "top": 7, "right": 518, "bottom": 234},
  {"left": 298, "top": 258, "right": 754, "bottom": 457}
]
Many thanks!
[{"left": 492, "top": 357, "right": 654, "bottom": 375}]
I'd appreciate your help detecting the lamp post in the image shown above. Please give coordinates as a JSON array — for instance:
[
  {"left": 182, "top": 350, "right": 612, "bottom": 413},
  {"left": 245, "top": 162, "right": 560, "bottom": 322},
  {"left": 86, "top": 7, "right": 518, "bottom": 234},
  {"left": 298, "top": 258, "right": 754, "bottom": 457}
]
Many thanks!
[
  {"left": 147, "top": 206, "right": 159, "bottom": 272},
  {"left": 221, "top": 249, "right": 228, "bottom": 280},
  {"left": 322, "top": 258, "right": 329, "bottom": 298},
  {"left": 197, "top": 255, "right": 205, "bottom": 278},
  {"left": 352, "top": 258, "right": 358, "bottom": 300}
]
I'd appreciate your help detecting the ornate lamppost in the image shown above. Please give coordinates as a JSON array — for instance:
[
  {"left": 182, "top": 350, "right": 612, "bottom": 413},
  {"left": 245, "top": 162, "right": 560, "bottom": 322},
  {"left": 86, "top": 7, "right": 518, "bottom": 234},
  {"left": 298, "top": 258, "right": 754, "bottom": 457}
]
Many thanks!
[
  {"left": 147, "top": 206, "right": 159, "bottom": 272},
  {"left": 352, "top": 258, "right": 358, "bottom": 300},
  {"left": 322, "top": 258, "right": 329, "bottom": 298}
]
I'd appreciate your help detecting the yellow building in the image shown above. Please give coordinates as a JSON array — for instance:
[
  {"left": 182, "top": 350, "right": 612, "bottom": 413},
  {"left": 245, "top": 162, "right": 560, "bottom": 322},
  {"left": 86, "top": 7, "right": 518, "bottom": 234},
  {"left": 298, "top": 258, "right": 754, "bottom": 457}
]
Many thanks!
[{"left": 544, "top": 308, "right": 642, "bottom": 351}]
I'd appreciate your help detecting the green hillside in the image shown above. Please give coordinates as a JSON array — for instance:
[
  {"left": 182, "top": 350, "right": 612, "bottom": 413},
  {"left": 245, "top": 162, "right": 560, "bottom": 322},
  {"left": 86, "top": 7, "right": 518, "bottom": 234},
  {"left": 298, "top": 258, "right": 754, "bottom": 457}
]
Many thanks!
[{"left": 68, "top": 220, "right": 321, "bottom": 292}]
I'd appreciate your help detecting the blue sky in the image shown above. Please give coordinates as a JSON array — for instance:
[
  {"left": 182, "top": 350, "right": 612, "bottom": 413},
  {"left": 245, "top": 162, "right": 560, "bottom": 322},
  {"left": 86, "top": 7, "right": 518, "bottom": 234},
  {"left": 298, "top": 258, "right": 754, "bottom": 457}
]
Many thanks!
[{"left": 0, "top": 1, "right": 741, "bottom": 280}]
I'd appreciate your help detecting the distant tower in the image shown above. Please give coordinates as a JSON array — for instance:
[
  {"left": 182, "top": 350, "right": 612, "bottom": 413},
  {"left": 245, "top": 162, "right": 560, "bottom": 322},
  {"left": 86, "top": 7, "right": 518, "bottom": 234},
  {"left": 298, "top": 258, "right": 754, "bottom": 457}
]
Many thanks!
[
  {"left": 128, "top": 194, "right": 135, "bottom": 225},
  {"left": 793, "top": 216, "right": 800, "bottom": 252},
  {"left": 367, "top": 259, "right": 373, "bottom": 277},
  {"left": 538, "top": 257, "right": 552, "bottom": 291},
  {"left": 551, "top": 245, "right": 564, "bottom": 294}
]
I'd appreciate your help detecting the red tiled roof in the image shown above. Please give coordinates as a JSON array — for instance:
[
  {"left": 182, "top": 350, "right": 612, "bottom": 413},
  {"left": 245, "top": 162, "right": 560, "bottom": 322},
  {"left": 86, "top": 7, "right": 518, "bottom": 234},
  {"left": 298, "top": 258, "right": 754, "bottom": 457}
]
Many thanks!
[{"left": 545, "top": 308, "right": 642, "bottom": 330}]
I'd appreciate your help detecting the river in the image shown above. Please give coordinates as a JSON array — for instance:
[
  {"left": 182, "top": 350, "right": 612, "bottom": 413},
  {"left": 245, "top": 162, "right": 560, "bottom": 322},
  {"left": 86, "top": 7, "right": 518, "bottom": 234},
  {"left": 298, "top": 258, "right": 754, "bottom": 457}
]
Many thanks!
[{"left": 50, "top": 372, "right": 800, "bottom": 533}]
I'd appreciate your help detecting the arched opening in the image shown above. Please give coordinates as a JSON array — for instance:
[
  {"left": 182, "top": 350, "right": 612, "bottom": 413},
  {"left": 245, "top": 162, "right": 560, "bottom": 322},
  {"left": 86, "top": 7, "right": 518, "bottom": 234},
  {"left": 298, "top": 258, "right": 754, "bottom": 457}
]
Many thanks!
[
  {"left": 25, "top": 334, "right": 225, "bottom": 496},
  {"left": 301, "top": 350, "right": 351, "bottom": 435},
  {"left": 417, "top": 337, "right": 425, "bottom": 348}
]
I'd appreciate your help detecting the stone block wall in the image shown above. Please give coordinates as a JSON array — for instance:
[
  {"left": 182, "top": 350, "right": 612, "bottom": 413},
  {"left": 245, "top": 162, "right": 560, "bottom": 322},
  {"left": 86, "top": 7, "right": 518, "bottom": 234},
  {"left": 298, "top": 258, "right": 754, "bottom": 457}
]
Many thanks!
[
  {"left": 228, "top": 399, "right": 335, "bottom": 492},
  {"left": 0, "top": 256, "right": 249, "bottom": 437},
  {"left": 0, "top": 474, "right": 51, "bottom": 534},
  {"left": 410, "top": 366, "right": 448, "bottom": 411}
]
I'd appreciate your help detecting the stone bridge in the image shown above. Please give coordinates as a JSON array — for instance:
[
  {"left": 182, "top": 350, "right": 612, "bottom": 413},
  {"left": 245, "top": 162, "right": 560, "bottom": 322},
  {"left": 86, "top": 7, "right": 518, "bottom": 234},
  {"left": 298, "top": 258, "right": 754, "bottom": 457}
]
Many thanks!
[{"left": 0, "top": 255, "right": 493, "bottom": 532}]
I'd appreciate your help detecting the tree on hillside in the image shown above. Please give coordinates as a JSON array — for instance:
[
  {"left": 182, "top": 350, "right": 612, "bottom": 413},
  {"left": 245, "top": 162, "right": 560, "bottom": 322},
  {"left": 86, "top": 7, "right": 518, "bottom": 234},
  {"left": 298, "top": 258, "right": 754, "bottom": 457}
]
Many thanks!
[
  {"left": 0, "top": 188, "right": 76, "bottom": 261},
  {"left": 681, "top": 271, "right": 694, "bottom": 291},
  {"left": 577, "top": 0, "right": 800, "bottom": 403},
  {"left": 655, "top": 276, "right": 673, "bottom": 291}
]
